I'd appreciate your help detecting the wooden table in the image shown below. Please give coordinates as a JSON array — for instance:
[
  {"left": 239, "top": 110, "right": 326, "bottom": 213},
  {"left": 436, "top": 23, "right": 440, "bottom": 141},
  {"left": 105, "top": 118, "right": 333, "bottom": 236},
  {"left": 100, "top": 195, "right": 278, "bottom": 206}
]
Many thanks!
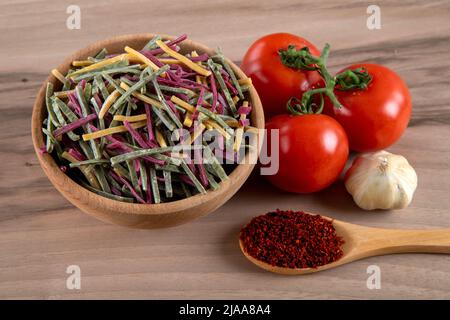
[{"left": 1, "top": 0, "right": 450, "bottom": 299}]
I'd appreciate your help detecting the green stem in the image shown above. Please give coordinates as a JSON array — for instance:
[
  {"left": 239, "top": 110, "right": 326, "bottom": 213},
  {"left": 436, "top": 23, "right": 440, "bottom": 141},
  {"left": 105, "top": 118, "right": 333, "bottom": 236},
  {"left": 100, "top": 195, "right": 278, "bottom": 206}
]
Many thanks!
[
  {"left": 279, "top": 43, "right": 372, "bottom": 115},
  {"left": 334, "top": 67, "right": 372, "bottom": 90},
  {"left": 302, "top": 44, "right": 342, "bottom": 110},
  {"left": 318, "top": 44, "right": 333, "bottom": 83},
  {"left": 301, "top": 88, "right": 327, "bottom": 112},
  {"left": 337, "top": 70, "right": 360, "bottom": 84}
]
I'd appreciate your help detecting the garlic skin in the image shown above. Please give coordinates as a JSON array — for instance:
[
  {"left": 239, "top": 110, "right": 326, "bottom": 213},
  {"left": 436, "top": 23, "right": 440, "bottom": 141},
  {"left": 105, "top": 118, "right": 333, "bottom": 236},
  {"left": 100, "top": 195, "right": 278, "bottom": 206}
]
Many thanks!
[{"left": 345, "top": 151, "right": 418, "bottom": 210}]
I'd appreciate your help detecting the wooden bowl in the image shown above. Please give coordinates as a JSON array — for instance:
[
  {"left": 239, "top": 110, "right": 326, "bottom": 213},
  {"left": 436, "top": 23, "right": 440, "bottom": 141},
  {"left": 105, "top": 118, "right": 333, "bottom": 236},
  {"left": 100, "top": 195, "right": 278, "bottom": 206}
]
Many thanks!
[{"left": 31, "top": 34, "right": 264, "bottom": 229}]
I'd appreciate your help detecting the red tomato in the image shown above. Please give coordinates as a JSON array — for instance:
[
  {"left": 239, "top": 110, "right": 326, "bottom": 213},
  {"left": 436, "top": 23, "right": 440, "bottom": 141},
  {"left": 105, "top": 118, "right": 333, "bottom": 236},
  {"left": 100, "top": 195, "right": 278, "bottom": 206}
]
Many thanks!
[
  {"left": 241, "top": 33, "right": 323, "bottom": 119},
  {"left": 265, "top": 114, "right": 349, "bottom": 193},
  {"left": 324, "top": 63, "right": 412, "bottom": 152}
]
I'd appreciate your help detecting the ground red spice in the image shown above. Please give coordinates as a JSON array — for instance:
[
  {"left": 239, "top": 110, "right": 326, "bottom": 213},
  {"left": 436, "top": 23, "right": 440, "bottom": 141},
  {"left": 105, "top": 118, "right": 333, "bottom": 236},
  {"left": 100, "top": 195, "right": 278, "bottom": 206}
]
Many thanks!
[{"left": 240, "top": 209, "right": 345, "bottom": 269}]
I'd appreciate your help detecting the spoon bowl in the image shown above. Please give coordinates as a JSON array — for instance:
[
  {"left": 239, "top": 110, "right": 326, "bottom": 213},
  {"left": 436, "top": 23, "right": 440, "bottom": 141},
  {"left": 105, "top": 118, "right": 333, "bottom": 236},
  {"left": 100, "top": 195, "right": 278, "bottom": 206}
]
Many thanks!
[{"left": 239, "top": 213, "right": 450, "bottom": 275}]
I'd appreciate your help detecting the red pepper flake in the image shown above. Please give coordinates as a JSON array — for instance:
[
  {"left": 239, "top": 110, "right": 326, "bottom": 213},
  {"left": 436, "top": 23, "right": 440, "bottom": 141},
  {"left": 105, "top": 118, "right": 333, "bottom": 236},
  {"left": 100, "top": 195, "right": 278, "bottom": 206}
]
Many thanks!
[{"left": 240, "top": 209, "right": 345, "bottom": 269}]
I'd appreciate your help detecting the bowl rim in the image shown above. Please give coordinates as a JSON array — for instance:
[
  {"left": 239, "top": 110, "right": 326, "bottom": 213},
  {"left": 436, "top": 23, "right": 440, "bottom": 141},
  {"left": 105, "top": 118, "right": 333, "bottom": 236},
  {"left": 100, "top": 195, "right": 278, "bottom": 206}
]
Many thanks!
[{"left": 31, "top": 33, "right": 264, "bottom": 216}]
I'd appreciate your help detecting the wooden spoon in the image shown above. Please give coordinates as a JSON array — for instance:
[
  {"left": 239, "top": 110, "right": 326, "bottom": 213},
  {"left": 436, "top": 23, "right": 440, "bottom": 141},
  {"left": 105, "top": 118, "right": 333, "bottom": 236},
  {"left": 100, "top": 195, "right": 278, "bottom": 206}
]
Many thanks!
[{"left": 239, "top": 214, "right": 450, "bottom": 275}]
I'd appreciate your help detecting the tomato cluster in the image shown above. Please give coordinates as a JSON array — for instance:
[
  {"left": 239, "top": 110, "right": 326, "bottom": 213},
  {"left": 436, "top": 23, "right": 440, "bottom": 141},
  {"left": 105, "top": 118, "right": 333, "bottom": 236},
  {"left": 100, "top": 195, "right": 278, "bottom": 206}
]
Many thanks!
[{"left": 241, "top": 33, "right": 412, "bottom": 193}]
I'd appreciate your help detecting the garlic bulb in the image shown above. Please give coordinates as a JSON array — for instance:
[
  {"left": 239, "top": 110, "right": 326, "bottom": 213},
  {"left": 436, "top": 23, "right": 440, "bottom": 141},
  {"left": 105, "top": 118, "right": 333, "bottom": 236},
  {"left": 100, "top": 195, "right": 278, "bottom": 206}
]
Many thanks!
[{"left": 345, "top": 151, "right": 417, "bottom": 210}]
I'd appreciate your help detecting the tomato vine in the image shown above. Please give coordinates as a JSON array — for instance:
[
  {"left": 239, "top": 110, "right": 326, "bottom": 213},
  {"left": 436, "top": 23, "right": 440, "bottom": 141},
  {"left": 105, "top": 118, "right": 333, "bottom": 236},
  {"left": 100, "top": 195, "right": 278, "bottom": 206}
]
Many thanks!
[{"left": 279, "top": 44, "right": 372, "bottom": 114}]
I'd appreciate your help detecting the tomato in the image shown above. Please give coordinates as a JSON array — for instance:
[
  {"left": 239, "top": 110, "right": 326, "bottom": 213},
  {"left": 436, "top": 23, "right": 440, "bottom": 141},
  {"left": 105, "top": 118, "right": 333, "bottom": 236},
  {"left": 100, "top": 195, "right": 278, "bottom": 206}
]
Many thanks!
[
  {"left": 324, "top": 63, "right": 412, "bottom": 152},
  {"left": 264, "top": 114, "right": 349, "bottom": 193},
  {"left": 241, "top": 33, "right": 323, "bottom": 119}
]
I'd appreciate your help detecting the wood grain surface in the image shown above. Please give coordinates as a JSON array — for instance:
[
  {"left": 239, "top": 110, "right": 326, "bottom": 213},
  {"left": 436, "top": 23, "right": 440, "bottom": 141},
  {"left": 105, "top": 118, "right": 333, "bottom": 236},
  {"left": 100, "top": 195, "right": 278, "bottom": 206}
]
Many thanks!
[{"left": 1, "top": 0, "right": 450, "bottom": 299}]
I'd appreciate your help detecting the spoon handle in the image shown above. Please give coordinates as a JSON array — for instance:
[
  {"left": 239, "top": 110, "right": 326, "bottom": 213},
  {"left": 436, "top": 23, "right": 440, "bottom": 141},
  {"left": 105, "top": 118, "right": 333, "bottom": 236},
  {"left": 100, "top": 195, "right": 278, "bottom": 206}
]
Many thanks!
[{"left": 359, "top": 228, "right": 450, "bottom": 254}]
